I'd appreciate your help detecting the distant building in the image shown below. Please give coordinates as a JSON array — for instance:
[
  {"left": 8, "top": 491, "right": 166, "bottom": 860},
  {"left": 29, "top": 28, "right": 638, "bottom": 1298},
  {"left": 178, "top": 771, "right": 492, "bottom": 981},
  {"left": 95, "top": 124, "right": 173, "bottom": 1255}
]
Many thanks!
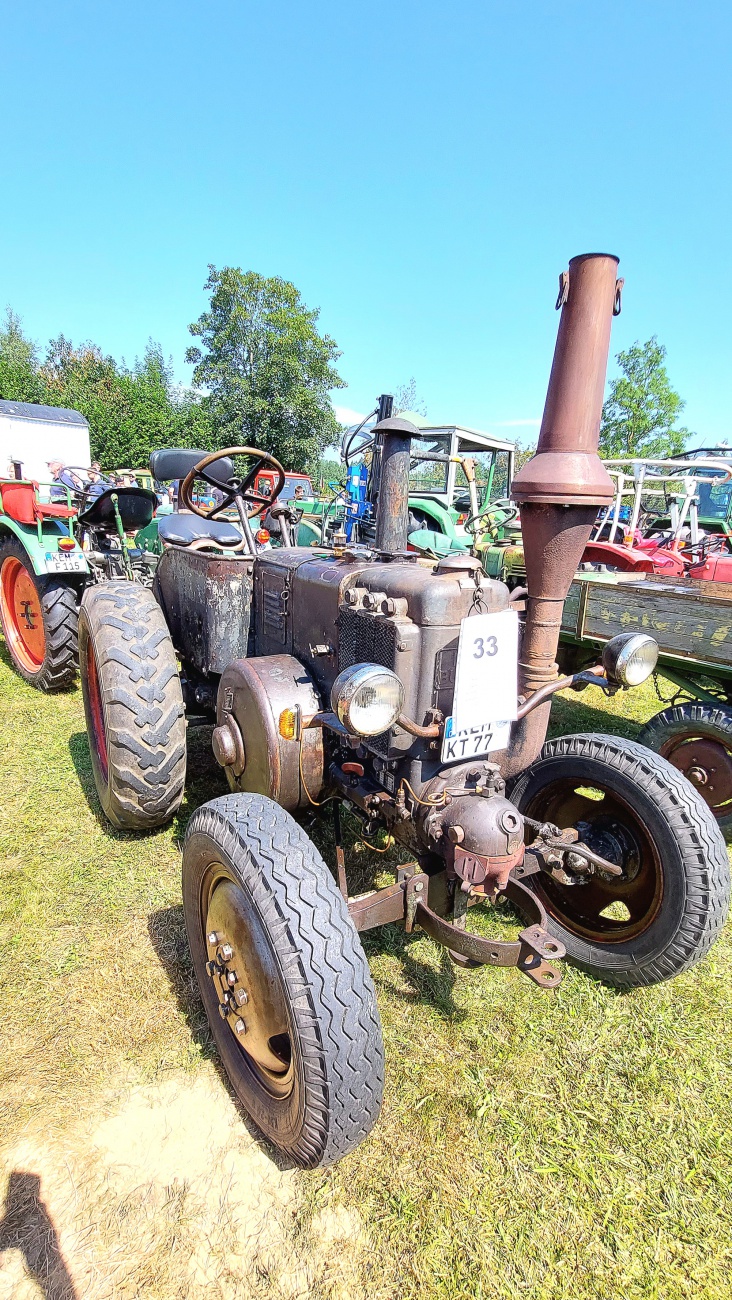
[{"left": 0, "top": 400, "right": 91, "bottom": 482}]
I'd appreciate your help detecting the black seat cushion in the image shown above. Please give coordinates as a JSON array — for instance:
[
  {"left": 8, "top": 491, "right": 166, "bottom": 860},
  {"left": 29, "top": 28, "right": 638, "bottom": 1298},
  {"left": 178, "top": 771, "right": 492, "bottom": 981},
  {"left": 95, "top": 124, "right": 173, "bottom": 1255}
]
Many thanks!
[
  {"left": 77, "top": 487, "right": 157, "bottom": 530},
  {"left": 157, "top": 514, "right": 244, "bottom": 547},
  {"left": 149, "top": 448, "right": 234, "bottom": 486}
]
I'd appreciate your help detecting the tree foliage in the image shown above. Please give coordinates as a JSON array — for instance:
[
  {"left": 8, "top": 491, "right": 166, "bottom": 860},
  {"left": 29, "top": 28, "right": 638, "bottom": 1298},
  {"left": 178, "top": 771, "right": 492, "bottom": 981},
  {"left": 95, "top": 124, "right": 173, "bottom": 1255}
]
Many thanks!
[
  {"left": 600, "top": 338, "right": 689, "bottom": 460},
  {"left": 186, "top": 266, "right": 345, "bottom": 473},
  {"left": 393, "top": 377, "right": 427, "bottom": 418},
  {"left": 0, "top": 314, "right": 213, "bottom": 470}
]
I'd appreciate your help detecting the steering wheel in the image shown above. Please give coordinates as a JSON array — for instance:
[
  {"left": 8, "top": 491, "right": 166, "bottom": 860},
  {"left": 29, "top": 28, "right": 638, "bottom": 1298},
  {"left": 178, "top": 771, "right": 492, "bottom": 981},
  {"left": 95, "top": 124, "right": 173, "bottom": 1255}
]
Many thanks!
[
  {"left": 465, "top": 498, "right": 518, "bottom": 538},
  {"left": 179, "top": 447, "right": 286, "bottom": 520}
]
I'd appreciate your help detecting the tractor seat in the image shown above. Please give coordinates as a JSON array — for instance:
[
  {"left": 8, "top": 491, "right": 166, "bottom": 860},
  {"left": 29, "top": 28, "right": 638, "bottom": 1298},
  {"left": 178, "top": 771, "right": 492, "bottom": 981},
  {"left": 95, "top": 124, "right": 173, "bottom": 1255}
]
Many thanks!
[
  {"left": 0, "top": 480, "right": 76, "bottom": 525},
  {"left": 149, "top": 448, "right": 234, "bottom": 486},
  {"left": 156, "top": 514, "right": 244, "bottom": 548}
]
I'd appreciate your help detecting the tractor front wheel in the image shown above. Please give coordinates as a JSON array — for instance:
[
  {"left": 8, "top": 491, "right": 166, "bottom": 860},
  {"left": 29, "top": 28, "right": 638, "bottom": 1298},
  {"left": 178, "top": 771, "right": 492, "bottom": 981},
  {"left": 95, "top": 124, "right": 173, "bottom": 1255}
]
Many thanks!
[
  {"left": 78, "top": 582, "right": 186, "bottom": 829},
  {"left": 0, "top": 537, "right": 79, "bottom": 690},
  {"left": 182, "top": 794, "right": 384, "bottom": 1166},
  {"left": 509, "top": 733, "right": 730, "bottom": 988}
]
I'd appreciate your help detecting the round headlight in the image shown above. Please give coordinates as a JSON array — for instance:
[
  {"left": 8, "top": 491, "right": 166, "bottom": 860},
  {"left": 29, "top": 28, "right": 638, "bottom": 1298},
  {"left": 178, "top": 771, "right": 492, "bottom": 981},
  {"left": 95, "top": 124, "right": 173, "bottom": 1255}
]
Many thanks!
[
  {"left": 602, "top": 633, "right": 659, "bottom": 687},
  {"left": 330, "top": 663, "right": 405, "bottom": 736}
]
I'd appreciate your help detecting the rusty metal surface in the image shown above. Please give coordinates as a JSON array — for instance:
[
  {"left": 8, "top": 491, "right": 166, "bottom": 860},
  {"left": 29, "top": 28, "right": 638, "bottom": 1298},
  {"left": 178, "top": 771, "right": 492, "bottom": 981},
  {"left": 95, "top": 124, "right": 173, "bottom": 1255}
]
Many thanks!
[
  {"left": 373, "top": 418, "right": 418, "bottom": 554},
  {"left": 215, "top": 654, "right": 324, "bottom": 809},
  {"left": 154, "top": 547, "right": 253, "bottom": 676},
  {"left": 495, "top": 254, "right": 622, "bottom": 779}
]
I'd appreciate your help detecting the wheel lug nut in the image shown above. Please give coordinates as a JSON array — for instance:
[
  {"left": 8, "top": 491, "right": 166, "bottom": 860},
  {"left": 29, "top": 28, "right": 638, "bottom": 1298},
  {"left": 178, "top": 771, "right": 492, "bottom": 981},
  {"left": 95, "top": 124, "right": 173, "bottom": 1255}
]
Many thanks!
[
  {"left": 234, "top": 988, "right": 249, "bottom": 1006},
  {"left": 218, "top": 1002, "right": 228, "bottom": 1019},
  {"left": 235, "top": 1019, "right": 247, "bottom": 1035},
  {"left": 218, "top": 944, "right": 233, "bottom": 962},
  {"left": 226, "top": 971, "right": 237, "bottom": 986},
  {"left": 207, "top": 931, "right": 218, "bottom": 946},
  {"left": 206, "top": 961, "right": 216, "bottom": 977}
]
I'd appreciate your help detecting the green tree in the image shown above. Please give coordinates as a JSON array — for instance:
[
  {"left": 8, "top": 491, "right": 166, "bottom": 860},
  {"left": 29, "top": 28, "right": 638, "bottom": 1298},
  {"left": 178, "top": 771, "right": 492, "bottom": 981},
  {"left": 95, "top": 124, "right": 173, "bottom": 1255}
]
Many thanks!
[
  {"left": 600, "top": 337, "right": 689, "bottom": 459},
  {"left": 186, "top": 266, "right": 345, "bottom": 472},
  {"left": 315, "top": 456, "right": 343, "bottom": 490},
  {"left": 0, "top": 308, "right": 46, "bottom": 403}
]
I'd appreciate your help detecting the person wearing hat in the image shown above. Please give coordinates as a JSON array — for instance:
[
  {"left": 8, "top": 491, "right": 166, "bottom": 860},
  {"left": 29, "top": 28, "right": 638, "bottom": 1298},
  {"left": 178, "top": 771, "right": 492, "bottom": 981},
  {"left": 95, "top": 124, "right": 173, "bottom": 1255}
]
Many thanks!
[{"left": 47, "top": 460, "right": 84, "bottom": 501}]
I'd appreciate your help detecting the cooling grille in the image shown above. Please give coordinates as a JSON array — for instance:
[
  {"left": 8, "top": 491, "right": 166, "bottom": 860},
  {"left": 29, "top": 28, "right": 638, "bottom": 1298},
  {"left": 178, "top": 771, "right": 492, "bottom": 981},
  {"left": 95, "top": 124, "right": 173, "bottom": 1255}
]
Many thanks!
[{"left": 337, "top": 608, "right": 400, "bottom": 756}]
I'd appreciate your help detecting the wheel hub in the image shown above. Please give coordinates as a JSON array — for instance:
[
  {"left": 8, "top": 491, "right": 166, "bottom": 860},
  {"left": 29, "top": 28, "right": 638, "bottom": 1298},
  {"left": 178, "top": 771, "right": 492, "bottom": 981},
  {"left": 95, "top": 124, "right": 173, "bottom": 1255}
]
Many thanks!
[
  {"left": 205, "top": 877, "right": 293, "bottom": 1093},
  {"left": 660, "top": 735, "right": 732, "bottom": 810},
  {"left": 0, "top": 556, "right": 46, "bottom": 671}
]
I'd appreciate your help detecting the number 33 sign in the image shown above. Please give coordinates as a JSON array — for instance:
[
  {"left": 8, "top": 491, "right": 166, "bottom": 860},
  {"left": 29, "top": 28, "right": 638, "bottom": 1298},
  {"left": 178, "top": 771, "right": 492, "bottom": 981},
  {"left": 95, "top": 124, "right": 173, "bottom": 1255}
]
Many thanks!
[{"left": 451, "top": 607, "right": 519, "bottom": 733}]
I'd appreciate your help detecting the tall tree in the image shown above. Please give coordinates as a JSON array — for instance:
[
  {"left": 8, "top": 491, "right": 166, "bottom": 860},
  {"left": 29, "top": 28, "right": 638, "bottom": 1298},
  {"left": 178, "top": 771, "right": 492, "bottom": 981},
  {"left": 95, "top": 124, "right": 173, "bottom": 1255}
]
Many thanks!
[
  {"left": 186, "top": 267, "right": 345, "bottom": 472},
  {"left": 600, "top": 337, "right": 689, "bottom": 459},
  {"left": 0, "top": 308, "right": 46, "bottom": 403}
]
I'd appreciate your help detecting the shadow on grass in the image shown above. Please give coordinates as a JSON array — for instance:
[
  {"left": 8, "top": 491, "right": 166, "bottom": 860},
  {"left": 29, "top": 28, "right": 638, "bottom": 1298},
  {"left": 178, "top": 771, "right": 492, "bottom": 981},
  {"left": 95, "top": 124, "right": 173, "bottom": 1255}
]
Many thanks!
[
  {"left": 362, "top": 923, "right": 466, "bottom": 1020},
  {"left": 146, "top": 902, "right": 298, "bottom": 1171},
  {"left": 0, "top": 1171, "right": 78, "bottom": 1299}
]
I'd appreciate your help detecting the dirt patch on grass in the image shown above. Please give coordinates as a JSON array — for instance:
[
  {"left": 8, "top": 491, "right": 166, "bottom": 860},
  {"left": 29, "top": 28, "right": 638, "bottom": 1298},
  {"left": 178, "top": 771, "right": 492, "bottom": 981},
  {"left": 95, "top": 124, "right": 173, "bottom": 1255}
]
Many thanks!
[{"left": 0, "top": 1070, "right": 367, "bottom": 1300}]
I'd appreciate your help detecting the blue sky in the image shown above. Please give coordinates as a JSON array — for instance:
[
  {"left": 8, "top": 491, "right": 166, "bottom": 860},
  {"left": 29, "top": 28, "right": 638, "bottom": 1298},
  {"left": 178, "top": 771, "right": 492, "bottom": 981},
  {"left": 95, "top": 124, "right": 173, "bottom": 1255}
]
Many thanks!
[{"left": 1, "top": 1, "right": 730, "bottom": 448}]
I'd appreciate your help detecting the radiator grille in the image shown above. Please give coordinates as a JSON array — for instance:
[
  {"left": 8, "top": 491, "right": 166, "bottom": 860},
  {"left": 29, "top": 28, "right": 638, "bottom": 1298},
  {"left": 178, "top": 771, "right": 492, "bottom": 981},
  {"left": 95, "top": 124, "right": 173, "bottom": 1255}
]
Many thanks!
[{"left": 337, "top": 608, "right": 399, "bottom": 756}]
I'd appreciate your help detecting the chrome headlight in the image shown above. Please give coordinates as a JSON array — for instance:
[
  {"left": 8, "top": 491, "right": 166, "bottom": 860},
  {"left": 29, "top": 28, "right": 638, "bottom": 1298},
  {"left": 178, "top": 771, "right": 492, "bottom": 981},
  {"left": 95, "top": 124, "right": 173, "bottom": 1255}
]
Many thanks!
[
  {"left": 330, "top": 663, "right": 405, "bottom": 736},
  {"left": 602, "top": 633, "right": 659, "bottom": 687}
]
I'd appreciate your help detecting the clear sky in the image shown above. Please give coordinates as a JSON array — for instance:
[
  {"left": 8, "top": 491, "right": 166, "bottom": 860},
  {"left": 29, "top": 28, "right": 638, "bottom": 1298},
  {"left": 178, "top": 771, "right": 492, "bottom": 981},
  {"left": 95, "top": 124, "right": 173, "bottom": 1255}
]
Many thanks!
[{"left": 1, "top": 1, "right": 730, "bottom": 448}]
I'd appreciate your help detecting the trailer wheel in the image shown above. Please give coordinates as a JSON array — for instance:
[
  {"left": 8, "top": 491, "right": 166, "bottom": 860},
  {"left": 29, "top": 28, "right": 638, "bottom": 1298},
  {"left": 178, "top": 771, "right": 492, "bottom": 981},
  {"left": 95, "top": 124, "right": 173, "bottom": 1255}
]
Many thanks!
[
  {"left": 0, "top": 538, "right": 79, "bottom": 690},
  {"left": 183, "top": 794, "right": 384, "bottom": 1167},
  {"left": 639, "top": 703, "right": 732, "bottom": 838},
  {"left": 78, "top": 582, "right": 186, "bottom": 829},
  {"left": 508, "top": 733, "right": 730, "bottom": 988}
]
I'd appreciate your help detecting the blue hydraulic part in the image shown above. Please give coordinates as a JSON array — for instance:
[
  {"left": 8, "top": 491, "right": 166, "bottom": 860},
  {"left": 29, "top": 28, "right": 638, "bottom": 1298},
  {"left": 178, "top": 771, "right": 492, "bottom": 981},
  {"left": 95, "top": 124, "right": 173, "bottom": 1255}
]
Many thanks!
[{"left": 343, "top": 462, "right": 370, "bottom": 539}]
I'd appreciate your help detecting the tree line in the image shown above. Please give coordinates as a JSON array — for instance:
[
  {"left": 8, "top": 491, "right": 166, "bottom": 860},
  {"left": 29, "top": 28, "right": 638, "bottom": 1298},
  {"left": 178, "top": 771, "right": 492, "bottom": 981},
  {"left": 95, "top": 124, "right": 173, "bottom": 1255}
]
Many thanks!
[
  {"left": 0, "top": 259, "right": 692, "bottom": 478},
  {"left": 0, "top": 266, "right": 345, "bottom": 475}
]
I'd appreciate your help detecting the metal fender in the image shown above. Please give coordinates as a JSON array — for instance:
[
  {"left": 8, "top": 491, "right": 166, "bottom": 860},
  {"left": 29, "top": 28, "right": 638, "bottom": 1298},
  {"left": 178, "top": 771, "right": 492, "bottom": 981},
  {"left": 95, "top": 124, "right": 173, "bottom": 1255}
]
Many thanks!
[{"left": 0, "top": 517, "right": 90, "bottom": 577}]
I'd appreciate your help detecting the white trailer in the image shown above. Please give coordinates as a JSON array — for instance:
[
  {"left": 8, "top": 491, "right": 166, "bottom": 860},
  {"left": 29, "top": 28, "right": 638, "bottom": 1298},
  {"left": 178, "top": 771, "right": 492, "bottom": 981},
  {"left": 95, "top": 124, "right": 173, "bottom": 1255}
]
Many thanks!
[{"left": 0, "top": 399, "right": 91, "bottom": 485}]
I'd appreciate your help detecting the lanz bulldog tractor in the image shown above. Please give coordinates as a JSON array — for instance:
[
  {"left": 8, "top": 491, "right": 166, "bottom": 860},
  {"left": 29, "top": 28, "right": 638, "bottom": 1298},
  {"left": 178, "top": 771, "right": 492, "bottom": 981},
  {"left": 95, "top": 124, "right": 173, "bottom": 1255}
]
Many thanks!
[{"left": 78, "top": 254, "right": 730, "bottom": 1167}]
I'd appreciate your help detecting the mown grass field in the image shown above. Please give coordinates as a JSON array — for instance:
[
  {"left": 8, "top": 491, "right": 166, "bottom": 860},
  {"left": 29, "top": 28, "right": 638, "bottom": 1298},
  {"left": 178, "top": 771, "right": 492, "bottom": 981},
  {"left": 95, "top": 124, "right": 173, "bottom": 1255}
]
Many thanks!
[{"left": 1, "top": 641, "right": 732, "bottom": 1299}]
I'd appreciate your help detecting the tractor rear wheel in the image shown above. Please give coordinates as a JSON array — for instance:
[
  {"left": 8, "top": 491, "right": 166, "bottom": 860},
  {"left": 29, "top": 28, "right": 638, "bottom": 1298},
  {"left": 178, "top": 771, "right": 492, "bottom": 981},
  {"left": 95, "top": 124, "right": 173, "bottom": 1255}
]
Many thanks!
[
  {"left": 183, "top": 794, "right": 384, "bottom": 1166},
  {"left": 639, "top": 703, "right": 732, "bottom": 838},
  {"left": 78, "top": 581, "right": 186, "bottom": 829},
  {"left": 508, "top": 733, "right": 730, "bottom": 988},
  {"left": 0, "top": 537, "right": 79, "bottom": 690}
]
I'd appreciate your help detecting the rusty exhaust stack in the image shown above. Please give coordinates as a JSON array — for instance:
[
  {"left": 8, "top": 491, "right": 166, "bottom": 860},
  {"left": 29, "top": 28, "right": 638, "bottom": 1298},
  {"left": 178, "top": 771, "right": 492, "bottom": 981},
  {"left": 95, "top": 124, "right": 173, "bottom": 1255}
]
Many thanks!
[
  {"left": 499, "top": 253, "right": 620, "bottom": 777},
  {"left": 373, "top": 416, "right": 421, "bottom": 555}
]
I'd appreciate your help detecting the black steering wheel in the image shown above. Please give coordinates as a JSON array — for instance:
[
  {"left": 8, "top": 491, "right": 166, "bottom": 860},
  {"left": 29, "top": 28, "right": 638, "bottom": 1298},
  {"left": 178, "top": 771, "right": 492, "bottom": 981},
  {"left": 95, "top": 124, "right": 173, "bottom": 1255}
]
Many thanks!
[
  {"left": 179, "top": 447, "right": 286, "bottom": 520},
  {"left": 465, "top": 498, "right": 518, "bottom": 537}
]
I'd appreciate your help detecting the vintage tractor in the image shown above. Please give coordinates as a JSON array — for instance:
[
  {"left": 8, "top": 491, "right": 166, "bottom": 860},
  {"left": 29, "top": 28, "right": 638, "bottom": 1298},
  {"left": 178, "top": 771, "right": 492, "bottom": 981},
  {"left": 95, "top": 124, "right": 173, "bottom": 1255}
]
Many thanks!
[
  {"left": 0, "top": 469, "right": 161, "bottom": 689},
  {"left": 78, "top": 255, "right": 730, "bottom": 1168}
]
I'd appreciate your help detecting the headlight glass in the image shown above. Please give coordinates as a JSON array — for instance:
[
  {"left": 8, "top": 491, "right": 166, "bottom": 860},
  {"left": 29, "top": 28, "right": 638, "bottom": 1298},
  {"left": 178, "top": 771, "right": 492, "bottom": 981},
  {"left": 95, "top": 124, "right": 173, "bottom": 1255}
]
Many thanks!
[
  {"left": 331, "top": 663, "right": 405, "bottom": 736},
  {"left": 602, "top": 633, "right": 658, "bottom": 687}
]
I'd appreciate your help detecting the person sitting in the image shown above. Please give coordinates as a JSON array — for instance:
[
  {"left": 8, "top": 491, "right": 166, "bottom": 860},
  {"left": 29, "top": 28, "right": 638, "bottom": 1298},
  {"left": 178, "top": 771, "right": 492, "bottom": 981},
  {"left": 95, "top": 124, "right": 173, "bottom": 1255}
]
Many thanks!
[{"left": 47, "top": 460, "right": 84, "bottom": 501}]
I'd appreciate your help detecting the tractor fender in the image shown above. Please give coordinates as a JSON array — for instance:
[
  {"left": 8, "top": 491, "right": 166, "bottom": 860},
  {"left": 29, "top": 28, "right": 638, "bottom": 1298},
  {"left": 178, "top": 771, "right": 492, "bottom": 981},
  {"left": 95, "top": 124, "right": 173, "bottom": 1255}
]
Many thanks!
[
  {"left": 0, "top": 517, "right": 90, "bottom": 578},
  {"left": 407, "top": 496, "right": 459, "bottom": 540}
]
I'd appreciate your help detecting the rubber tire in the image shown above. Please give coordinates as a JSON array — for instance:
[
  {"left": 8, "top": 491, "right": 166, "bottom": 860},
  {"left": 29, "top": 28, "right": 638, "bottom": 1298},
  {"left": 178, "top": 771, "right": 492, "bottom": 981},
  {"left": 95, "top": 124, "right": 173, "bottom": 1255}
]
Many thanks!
[
  {"left": 508, "top": 733, "right": 730, "bottom": 988},
  {"left": 639, "top": 702, "right": 732, "bottom": 839},
  {"left": 183, "top": 794, "right": 384, "bottom": 1167},
  {"left": 78, "top": 581, "right": 186, "bottom": 829},
  {"left": 0, "top": 537, "right": 79, "bottom": 690}
]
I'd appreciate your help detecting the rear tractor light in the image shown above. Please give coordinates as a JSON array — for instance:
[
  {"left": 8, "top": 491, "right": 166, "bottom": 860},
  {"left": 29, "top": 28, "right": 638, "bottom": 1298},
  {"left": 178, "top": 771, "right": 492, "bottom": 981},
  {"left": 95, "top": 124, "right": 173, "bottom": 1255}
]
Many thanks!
[{"left": 58, "top": 537, "right": 76, "bottom": 552}]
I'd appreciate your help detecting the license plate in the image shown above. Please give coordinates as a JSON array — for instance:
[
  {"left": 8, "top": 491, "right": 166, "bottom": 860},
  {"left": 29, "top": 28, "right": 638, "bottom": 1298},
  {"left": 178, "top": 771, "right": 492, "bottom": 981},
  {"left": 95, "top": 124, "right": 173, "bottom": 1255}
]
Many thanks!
[
  {"left": 441, "top": 717, "right": 511, "bottom": 764},
  {"left": 45, "top": 552, "right": 85, "bottom": 573}
]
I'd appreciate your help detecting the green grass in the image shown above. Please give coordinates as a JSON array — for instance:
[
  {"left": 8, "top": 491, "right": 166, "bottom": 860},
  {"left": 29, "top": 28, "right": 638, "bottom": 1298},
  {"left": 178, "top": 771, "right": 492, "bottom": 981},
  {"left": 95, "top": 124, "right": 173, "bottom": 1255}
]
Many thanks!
[{"left": 1, "top": 645, "right": 731, "bottom": 1298}]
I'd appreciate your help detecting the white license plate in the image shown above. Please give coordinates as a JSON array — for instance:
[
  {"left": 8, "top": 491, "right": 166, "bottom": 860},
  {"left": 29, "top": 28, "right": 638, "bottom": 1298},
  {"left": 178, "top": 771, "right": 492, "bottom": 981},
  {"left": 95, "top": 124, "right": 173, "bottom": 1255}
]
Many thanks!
[
  {"left": 451, "top": 608, "right": 519, "bottom": 733},
  {"left": 45, "top": 552, "right": 85, "bottom": 573},
  {"left": 441, "top": 717, "right": 511, "bottom": 764}
]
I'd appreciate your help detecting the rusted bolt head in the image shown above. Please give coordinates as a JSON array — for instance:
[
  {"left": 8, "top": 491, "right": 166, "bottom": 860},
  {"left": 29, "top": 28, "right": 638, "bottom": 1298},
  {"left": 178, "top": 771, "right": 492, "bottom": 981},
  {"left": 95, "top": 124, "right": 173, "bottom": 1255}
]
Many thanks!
[
  {"left": 362, "top": 592, "right": 375, "bottom": 609},
  {"left": 499, "top": 809, "right": 521, "bottom": 834},
  {"left": 212, "top": 724, "right": 237, "bottom": 768},
  {"left": 414, "top": 881, "right": 424, "bottom": 892},
  {"left": 235, "top": 1018, "right": 247, "bottom": 1035},
  {"left": 447, "top": 825, "right": 465, "bottom": 844},
  {"left": 344, "top": 588, "right": 359, "bottom": 605},
  {"left": 382, "top": 597, "right": 396, "bottom": 615},
  {"left": 688, "top": 765, "right": 707, "bottom": 786}
]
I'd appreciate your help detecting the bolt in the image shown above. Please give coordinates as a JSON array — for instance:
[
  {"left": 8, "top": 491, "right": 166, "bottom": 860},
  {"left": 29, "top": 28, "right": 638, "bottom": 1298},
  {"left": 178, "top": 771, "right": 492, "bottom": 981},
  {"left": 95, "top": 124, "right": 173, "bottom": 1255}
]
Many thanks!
[
  {"left": 383, "top": 597, "right": 396, "bottom": 615},
  {"left": 218, "top": 943, "right": 233, "bottom": 962},
  {"left": 205, "top": 960, "right": 219, "bottom": 977},
  {"left": 235, "top": 1019, "right": 247, "bottom": 1035},
  {"left": 414, "top": 881, "right": 424, "bottom": 893},
  {"left": 226, "top": 970, "right": 237, "bottom": 986},
  {"left": 207, "top": 931, "right": 218, "bottom": 946},
  {"left": 447, "top": 825, "right": 465, "bottom": 844},
  {"left": 234, "top": 988, "right": 249, "bottom": 1006},
  {"left": 218, "top": 1002, "right": 229, "bottom": 1019}
]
